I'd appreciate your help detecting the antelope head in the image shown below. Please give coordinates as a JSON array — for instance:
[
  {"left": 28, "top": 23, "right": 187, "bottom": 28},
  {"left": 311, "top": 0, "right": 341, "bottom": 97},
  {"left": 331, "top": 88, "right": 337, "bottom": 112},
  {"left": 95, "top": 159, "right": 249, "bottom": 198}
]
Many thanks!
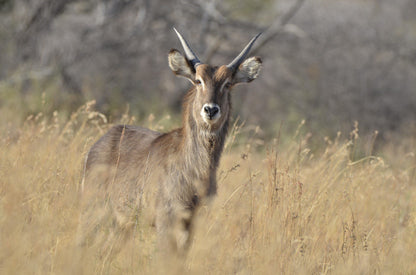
[{"left": 169, "top": 28, "right": 262, "bottom": 132}]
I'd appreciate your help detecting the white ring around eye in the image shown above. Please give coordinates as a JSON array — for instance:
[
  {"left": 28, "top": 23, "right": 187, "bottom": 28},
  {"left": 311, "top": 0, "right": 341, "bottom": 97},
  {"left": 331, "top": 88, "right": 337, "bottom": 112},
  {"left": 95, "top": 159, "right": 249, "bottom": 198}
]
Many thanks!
[{"left": 195, "top": 77, "right": 204, "bottom": 88}]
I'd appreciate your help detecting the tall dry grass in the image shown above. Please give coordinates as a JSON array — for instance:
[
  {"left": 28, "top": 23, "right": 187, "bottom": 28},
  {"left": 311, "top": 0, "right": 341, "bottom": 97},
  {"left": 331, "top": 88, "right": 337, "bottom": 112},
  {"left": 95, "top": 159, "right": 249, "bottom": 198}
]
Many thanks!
[{"left": 1, "top": 101, "right": 415, "bottom": 274}]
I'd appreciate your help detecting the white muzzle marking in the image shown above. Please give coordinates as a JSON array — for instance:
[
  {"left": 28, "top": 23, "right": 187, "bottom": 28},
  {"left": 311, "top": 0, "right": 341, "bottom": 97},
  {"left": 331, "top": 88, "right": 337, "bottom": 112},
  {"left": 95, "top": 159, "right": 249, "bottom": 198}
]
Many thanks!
[{"left": 201, "top": 103, "right": 221, "bottom": 124}]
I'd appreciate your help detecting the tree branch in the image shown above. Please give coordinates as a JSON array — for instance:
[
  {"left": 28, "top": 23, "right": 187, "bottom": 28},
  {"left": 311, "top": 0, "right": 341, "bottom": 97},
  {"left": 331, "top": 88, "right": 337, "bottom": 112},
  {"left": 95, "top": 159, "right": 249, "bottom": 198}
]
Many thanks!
[{"left": 251, "top": 0, "right": 307, "bottom": 54}]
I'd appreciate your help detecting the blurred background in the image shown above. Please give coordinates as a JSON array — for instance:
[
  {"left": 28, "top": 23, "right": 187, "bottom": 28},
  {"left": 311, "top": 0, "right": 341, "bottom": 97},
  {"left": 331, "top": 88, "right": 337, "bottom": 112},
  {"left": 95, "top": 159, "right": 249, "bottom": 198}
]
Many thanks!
[{"left": 0, "top": 0, "right": 415, "bottom": 141}]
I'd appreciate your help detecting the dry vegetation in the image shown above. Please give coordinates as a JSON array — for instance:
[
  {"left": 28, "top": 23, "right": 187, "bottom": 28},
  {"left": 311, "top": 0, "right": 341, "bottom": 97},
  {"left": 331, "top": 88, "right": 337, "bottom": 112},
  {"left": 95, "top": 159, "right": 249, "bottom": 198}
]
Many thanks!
[
  {"left": 1, "top": 101, "right": 415, "bottom": 274},
  {"left": 1, "top": 1, "right": 415, "bottom": 273}
]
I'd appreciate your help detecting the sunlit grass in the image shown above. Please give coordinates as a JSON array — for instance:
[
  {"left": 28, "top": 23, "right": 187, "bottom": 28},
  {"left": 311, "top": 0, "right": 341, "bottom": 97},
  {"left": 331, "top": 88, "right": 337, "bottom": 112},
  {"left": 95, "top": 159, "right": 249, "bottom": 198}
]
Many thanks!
[{"left": 0, "top": 101, "right": 415, "bottom": 274}]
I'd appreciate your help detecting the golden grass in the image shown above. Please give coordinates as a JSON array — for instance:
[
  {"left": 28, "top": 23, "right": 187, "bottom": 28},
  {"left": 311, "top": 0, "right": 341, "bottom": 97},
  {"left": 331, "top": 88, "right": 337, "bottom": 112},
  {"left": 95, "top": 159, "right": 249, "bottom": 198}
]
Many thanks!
[{"left": 1, "top": 101, "right": 415, "bottom": 274}]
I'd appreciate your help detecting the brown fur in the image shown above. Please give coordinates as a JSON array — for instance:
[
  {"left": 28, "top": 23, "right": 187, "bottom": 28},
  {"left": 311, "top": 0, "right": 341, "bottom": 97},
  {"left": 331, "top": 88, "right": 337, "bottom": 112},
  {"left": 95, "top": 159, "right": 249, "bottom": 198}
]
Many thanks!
[{"left": 78, "top": 44, "right": 262, "bottom": 262}]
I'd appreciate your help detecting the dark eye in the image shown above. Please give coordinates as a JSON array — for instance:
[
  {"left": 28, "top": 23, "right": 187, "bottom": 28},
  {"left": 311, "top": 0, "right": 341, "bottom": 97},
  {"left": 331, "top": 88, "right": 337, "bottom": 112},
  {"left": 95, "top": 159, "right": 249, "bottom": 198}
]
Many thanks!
[
  {"left": 195, "top": 79, "right": 202, "bottom": 86},
  {"left": 224, "top": 82, "right": 232, "bottom": 90}
]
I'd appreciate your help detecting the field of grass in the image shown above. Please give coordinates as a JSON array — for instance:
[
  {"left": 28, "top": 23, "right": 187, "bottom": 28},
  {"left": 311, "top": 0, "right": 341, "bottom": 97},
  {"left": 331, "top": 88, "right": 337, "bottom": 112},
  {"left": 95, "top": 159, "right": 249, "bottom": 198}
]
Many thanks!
[{"left": 1, "top": 100, "right": 415, "bottom": 274}]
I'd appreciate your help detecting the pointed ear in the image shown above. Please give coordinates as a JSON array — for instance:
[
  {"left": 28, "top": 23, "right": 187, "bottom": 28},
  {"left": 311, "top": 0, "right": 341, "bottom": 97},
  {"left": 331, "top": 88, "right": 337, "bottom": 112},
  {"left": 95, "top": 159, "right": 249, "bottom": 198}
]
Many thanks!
[
  {"left": 168, "top": 49, "right": 195, "bottom": 81},
  {"left": 233, "top": 56, "right": 262, "bottom": 84}
]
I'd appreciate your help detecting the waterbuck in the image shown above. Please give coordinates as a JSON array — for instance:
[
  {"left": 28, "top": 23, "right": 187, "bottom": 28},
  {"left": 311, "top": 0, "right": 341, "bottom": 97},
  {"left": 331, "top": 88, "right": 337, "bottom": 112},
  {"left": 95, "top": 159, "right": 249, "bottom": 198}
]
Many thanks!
[{"left": 78, "top": 28, "right": 262, "bottom": 257}]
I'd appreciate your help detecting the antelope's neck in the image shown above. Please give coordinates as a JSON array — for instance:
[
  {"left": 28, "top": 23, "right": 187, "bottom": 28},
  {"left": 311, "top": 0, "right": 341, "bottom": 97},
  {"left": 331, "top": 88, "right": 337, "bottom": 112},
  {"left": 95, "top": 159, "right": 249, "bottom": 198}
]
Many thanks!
[
  {"left": 179, "top": 111, "right": 229, "bottom": 195},
  {"left": 183, "top": 116, "right": 228, "bottom": 164}
]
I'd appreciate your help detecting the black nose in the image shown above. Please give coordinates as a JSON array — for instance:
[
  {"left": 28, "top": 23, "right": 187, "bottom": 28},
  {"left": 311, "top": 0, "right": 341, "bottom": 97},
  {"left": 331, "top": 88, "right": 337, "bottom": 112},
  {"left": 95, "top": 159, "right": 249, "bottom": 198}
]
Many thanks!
[{"left": 204, "top": 106, "right": 219, "bottom": 119}]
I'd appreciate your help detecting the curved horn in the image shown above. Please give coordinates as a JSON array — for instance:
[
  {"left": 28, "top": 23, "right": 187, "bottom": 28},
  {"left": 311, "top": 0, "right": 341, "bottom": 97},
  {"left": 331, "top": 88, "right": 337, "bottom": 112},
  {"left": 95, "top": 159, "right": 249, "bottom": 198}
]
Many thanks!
[
  {"left": 227, "top": 33, "right": 262, "bottom": 70},
  {"left": 173, "top": 28, "right": 202, "bottom": 68}
]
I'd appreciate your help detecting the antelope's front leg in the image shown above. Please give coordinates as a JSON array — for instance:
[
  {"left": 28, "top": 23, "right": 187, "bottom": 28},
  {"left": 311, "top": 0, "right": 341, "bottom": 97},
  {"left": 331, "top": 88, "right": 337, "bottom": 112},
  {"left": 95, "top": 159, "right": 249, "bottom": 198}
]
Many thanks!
[
  {"left": 157, "top": 207, "right": 193, "bottom": 255},
  {"left": 174, "top": 209, "right": 194, "bottom": 253}
]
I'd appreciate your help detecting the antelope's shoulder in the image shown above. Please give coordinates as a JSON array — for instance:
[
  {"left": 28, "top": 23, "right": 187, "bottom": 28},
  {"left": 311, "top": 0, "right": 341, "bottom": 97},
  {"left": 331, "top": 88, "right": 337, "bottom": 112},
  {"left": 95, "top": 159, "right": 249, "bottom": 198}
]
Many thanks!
[{"left": 150, "top": 128, "right": 183, "bottom": 154}]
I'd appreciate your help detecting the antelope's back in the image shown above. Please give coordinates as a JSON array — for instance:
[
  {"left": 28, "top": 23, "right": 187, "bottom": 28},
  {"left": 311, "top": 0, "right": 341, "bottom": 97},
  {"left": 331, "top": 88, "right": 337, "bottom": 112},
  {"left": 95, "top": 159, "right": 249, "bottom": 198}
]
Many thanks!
[
  {"left": 82, "top": 125, "right": 162, "bottom": 190},
  {"left": 87, "top": 125, "right": 160, "bottom": 165}
]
